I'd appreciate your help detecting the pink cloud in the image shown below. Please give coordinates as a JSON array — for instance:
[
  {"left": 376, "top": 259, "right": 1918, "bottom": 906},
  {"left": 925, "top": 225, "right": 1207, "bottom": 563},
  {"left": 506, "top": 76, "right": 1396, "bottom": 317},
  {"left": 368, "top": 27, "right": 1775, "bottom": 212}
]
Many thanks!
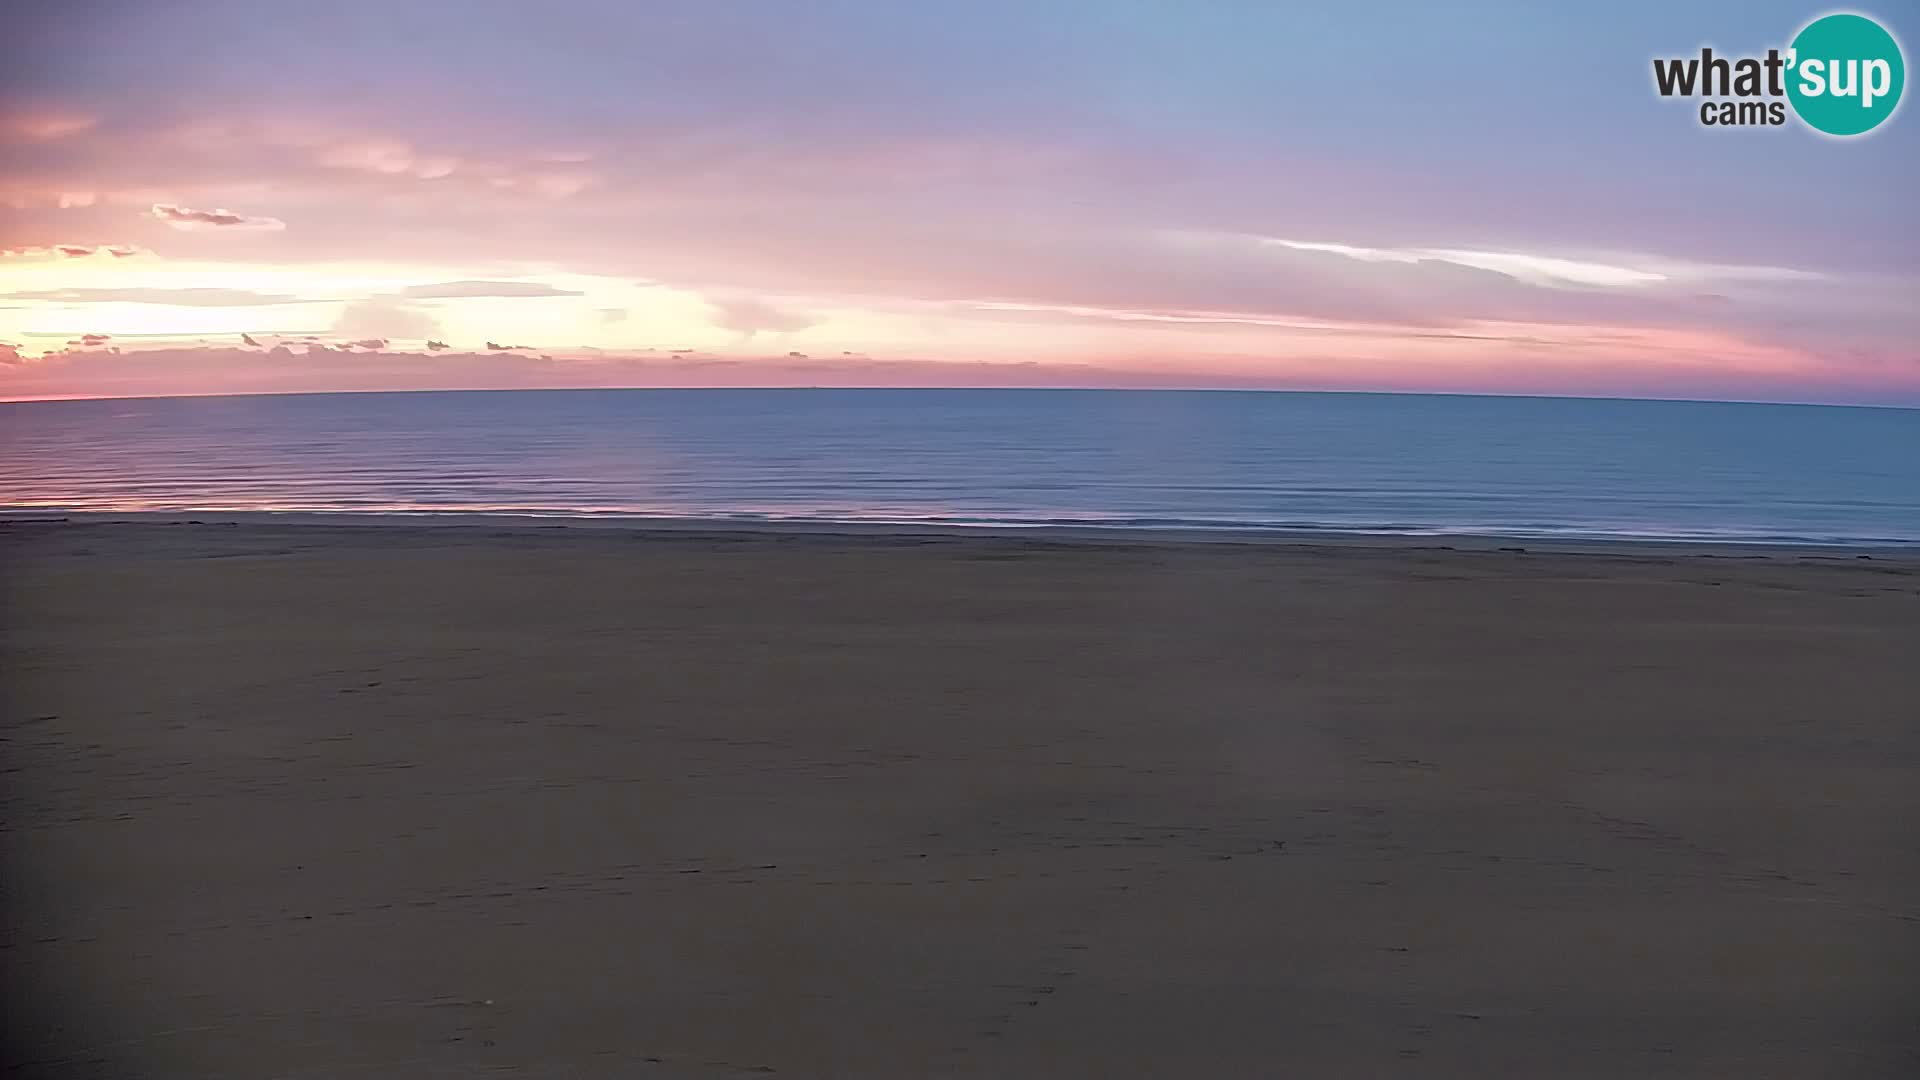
[
  {"left": 1, "top": 244, "right": 148, "bottom": 259},
  {"left": 0, "top": 108, "right": 99, "bottom": 142},
  {"left": 150, "top": 203, "right": 285, "bottom": 230}
]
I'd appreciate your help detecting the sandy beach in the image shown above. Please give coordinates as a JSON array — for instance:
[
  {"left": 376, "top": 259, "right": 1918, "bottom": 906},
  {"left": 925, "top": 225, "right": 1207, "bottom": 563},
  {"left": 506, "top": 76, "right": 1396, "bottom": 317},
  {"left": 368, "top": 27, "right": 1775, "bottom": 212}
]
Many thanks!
[{"left": 4, "top": 518, "right": 1917, "bottom": 1078}]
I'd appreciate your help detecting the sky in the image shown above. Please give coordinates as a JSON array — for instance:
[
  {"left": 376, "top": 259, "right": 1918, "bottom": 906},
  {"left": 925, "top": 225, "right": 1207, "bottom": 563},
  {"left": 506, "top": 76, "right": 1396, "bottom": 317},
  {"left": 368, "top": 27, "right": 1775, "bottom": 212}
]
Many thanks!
[{"left": 1, "top": 0, "right": 1915, "bottom": 404}]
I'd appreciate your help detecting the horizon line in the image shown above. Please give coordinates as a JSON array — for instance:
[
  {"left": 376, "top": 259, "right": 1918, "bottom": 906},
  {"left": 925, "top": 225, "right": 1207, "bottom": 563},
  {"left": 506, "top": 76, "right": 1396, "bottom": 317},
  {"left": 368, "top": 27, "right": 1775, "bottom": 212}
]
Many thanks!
[{"left": 3, "top": 383, "right": 1917, "bottom": 413}]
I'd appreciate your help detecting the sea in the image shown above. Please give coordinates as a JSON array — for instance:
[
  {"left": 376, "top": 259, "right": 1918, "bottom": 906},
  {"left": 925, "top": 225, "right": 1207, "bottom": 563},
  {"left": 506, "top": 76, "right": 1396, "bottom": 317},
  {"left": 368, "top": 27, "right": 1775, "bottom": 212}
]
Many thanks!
[{"left": 3, "top": 388, "right": 1917, "bottom": 547}]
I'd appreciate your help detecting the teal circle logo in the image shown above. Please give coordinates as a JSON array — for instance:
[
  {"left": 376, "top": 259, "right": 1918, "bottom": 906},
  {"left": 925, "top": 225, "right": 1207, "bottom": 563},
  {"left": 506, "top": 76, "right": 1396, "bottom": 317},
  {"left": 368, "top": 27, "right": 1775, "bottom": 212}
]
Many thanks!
[{"left": 1787, "top": 13, "right": 1905, "bottom": 136}]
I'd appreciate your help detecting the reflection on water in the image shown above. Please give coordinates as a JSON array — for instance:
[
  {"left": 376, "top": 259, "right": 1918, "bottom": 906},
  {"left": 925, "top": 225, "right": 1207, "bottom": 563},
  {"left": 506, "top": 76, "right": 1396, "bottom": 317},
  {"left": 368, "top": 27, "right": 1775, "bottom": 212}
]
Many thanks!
[{"left": 3, "top": 388, "right": 1918, "bottom": 545}]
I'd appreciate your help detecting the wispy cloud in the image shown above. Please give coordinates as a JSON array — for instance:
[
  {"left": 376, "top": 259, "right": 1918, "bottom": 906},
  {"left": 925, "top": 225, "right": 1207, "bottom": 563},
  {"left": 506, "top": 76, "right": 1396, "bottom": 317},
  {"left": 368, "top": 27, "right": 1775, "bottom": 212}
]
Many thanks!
[
  {"left": 2, "top": 245, "right": 146, "bottom": 259},
  {"left": 1265, "top": 236, "right": 1825, "bottom": 290},
  {"left": 3, "top": 287, "right": 306, "bottom": 306},
  {"left": 398, "top": 280, "right": 584, "bottom": 299},
  {"left": 150, "top": 203, "right": 285, "bottom": 231},
  {"left": 0, "top": 108, "right": 98, "bottom": 142}
]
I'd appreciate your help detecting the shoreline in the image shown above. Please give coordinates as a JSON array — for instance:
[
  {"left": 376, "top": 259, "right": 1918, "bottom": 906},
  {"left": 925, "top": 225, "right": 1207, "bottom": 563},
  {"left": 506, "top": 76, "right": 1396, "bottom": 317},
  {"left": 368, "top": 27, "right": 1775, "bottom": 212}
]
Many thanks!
[{"left": 5, "top": 509, "right": 1919, "bottom": 561}]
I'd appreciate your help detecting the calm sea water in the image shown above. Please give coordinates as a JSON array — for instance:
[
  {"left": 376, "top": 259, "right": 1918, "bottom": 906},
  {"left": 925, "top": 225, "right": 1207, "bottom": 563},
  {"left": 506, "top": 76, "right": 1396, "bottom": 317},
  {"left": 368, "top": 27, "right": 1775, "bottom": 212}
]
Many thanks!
[{"left": 3, "top": 389, "right": 1917, "bottom": 546}]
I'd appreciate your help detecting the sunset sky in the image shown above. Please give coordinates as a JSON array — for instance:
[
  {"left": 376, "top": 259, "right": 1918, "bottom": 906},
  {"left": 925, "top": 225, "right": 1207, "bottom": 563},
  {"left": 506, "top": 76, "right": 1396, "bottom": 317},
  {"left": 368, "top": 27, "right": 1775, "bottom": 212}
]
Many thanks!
[{"left": 1, "top": 0, "right": 1915, "bottom": 404}]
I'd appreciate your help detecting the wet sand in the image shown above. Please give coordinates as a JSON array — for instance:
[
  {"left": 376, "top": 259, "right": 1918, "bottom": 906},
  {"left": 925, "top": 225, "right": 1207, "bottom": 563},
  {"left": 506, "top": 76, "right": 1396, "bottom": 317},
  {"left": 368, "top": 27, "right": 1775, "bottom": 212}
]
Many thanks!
[{"left": 4, "top": 519, "right": 1918, "bottom": 1077}]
